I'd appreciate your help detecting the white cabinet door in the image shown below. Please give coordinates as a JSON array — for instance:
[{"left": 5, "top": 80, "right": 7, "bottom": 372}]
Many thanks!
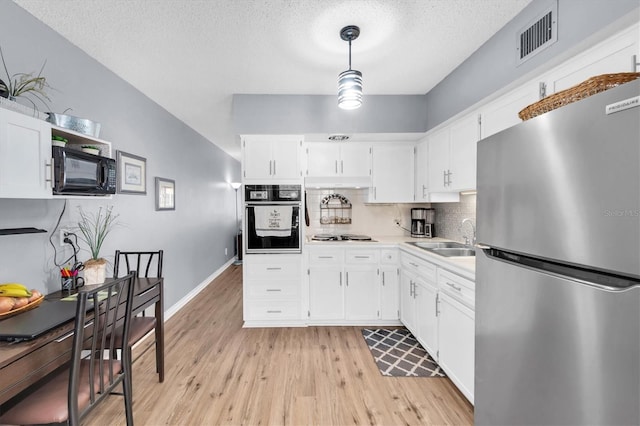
[
  {"left": 340, "top": 144, "right": 371, "bottom": 178},
  {"left": 243, "top": 139, "right": 273, "bottom": 180},
  {"left": 380, "top": 266, "right": 399, "bottom": 320},
  {"left": 438, "top": 292, "right": 475, "bottom": 403},
  {"left": 480, "top": 84, "right": 539, "bottom": 139},
  {"left": 427, "top": 128, "right": 450, "bottom": 193},
  {"left": 0, "top": 108, "right": 52, "bottom": 199},
  {"left": 399, "top": 270, "right": 417, "bottom": 335},
  {"left": 243, "top": 137, "right": 301, "bottom": 180},
  {"left": 272, "top": 139, "right": 301, "bottom": 179},
  {"left": 415, "top": 137, "right": 429, "bottom": 201},
  {"left": 449, "top": 114, "right": 479, "bottom": 192},
  {"left": 305, "top": 143, "right": 338, "bottom": 177},
  {"left": 415, "top": 280, "right": 439, "bottom": 360},
  {"left": 370, "top": 144, "right": 415, "bottom": 203},
  {"left": 344, "top": 265, "right": 379, "bottom": 320},
  {"left": 308, "top": 266, "right": 344, "bottom": 320}
]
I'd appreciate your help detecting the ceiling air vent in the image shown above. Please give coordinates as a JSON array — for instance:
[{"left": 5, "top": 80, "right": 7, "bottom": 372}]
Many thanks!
[{"left": 516, "top": 2, "right": 557, "bottom": 65}]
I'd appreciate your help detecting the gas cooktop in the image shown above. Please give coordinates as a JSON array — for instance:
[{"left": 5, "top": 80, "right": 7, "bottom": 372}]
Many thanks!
[{"left": 311, "top": 234, "right": 376, "bottom": 242}]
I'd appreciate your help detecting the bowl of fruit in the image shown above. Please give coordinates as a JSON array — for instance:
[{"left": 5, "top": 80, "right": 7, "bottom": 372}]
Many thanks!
[{"left": 0, "top": 284, "right": 44, "bottom": 320}]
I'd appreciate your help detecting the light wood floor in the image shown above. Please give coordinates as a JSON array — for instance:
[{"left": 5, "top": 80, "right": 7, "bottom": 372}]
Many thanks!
[{"left": 86, "top": 265, "right": 474, "bottom": 425}]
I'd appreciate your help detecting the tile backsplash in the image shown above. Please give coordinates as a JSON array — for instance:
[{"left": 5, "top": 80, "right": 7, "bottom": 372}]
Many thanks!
[
  {"left": 433, "top": 194, "right": 477, "bottom": 243},
  {"left": 305, "top": 189, "right": 429, "bottom": 237},
  {"left": 304, "top": 189, "right": 476, "bottom": 243}
]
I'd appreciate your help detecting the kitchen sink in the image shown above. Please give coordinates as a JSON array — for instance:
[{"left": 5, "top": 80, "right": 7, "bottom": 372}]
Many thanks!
[
  {"left": 407, "top": 241, "right": 467, "bottom": 249},
  {"left": 429, "top": 247, "right": 476, "bottom": 257},
  {"left": 406, "top": 241, "right": 475, "bottom": 257}
]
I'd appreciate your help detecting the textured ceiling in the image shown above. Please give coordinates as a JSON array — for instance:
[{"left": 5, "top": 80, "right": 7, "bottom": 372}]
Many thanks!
[{"left": 14, "top": 0, "right": 532, "bottom": 159}]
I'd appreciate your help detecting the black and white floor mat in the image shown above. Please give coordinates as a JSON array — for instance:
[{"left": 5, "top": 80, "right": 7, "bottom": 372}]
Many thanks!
[{"left": 361, "top": 328, "right": 446, "bottom": 378}]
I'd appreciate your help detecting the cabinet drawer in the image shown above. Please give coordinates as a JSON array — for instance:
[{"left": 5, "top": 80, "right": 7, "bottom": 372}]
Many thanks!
[
  {"left": 438, "top": 269, "right": 475, "bottom": 309},
  {"left": 401, "top": 252, "right": 436, "bottom": 283},
  {"left": 380, "top": 249, "right": 398, "bottom": 264},
  {"left": 244, "top": 261, "right": 301, "bottom": 280},
  {"left": 244, "top": 300, "right": 301, "bottom": 320},
  {"left": 245, "top": 281, "right": 300, "bottom": 300},
  {"left": 345, "top": 249, "right": 379, "bottom": 264},
  {"left": 308, "top": 249, "right": 344, "bottom": 264}
]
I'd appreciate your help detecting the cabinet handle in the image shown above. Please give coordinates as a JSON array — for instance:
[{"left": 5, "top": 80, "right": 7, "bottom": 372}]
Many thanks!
[
  {"left": 339, "top": 272, "right": 342, "bottom": 286},
  {"left": 435, "top": 293, "right": 440, "bottom": 316},
  {"left": 409, "top": 280, "right": 414, "bottom": 297},
  {"left": 409, "top": 262, "right": 418, "bottom": 268},
  {"left": 354, "top": 255, "right": 370, "bottom": 259},
  {"left": 341, "top": 160, "right": 344, "bottom": 174},
  {"left": 45, "top": 160, "right": 53, "bottom": 184},
  {"left": 266, "top": 288, "right": 282, "bottom": 292},
  {"left": 318, "top": 256, "right": 334, "bottom": 259},
  {"left": 374, "top": 187, "right": 377, "bottom": 199},
  {"left": 345, "top": 272, "right": 349, "bottom": 286},
  {"left": 269, "top": 160, "right": 273, "bottom": 176},
  {"left": 443, "top": 170, "right": 447, "bottom": 187},
  {"left": 447, "top": 169, "right": 452, "bottom": 186},
  {"left": 273, "top": 160, "right": 277, "bottom": 176},
  {"left": 335, "top": 160, "right": 338, "bottom": 174},
  {"left": 267, "top": 310, "right": 282, "bottom": 314},
  {"left": 266, "top": 267, "right": 282, "bottom": 271},
  {"left": 446, "top": 282, "right": 462, "bottom": 292},
  {"left": 382, "top": 272, "right": 385, "bottom": 286},
  {"left": 422, "top": 184, "right": 427, "bottom": 197}
]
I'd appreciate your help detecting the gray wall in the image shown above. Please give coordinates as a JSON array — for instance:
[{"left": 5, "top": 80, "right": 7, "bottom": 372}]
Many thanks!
[
  {"left": 0, "top": 2, "right": 241, "bottom": 310},
  {"left": 233, "top": 94, "right": 428, "bottom": 135},
  {"left": 425, "top": 0, "right": 640, "bottom": 129}
]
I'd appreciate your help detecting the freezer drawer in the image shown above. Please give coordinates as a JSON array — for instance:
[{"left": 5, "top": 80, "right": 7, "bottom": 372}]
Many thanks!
[{"left": 475, "top": 250, "right": 640, "bottom": 426}]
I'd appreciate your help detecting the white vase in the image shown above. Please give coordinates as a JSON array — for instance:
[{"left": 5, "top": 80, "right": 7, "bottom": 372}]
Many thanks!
[{"left": 84, "top": 262, "right": 106, "bottom": 285}]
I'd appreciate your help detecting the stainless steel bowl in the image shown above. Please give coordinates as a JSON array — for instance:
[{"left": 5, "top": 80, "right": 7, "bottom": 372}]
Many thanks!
[{"left": 46, "top": 113, "right": 101, "bottom": 138}]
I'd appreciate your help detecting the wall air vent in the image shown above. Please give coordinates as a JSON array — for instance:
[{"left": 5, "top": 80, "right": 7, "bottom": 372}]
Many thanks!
[{"left": 516, "top": 2, "right": 557, "bottom": 65}]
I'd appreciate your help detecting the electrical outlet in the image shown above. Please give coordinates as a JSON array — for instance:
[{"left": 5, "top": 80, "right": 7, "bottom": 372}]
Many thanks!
[
  {"left": 394, "top": 219, "right": 401, "bottom": 226},
  {"left": 225, "top": 247, "right": 228, "bottom": 256},
  {"left": 59, "top": 228, "right": 71, "bottom": 246}
]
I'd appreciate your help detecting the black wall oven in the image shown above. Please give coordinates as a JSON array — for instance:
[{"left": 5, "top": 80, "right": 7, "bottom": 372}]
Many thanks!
[{"left": 244, "top": 184, "right": 302, "bottom": 254}]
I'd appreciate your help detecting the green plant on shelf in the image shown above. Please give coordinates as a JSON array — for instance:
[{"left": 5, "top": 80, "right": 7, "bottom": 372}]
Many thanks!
[{"left": 0, "top": 45, "right": 52, "bottom": 111}]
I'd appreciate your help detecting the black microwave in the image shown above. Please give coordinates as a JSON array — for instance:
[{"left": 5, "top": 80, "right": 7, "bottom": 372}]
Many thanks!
[{"left": 52, "top": 146, "right": 117, "bottom": 195}]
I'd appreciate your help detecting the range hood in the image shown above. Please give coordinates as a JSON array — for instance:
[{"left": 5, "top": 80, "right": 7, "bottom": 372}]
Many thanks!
[{"left": 304, "top": 176, "right": 371, "bottom": 189}]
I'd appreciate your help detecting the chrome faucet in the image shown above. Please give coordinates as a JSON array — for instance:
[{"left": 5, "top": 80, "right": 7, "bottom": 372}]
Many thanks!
[{"left": 461, "top": 218, "right": 476, "bottom": 247}]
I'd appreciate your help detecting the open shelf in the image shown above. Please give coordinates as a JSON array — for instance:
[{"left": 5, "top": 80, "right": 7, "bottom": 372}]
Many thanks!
[{"left": 0, "top": 227, "right": 47, "bottom": 236}]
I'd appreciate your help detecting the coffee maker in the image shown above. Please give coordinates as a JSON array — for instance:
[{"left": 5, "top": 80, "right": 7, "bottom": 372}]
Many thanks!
[{"left": 411, "top": 208, "right": 435, "bottom": 238}]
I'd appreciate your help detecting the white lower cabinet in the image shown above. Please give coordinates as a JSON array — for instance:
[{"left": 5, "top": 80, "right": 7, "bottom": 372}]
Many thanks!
[
  {"left": 307, "top": 246, "right": 400, "bottom": 324},
  {"left": 379, "top": 249, "right": 400, "bottom": 320},
  {"left": 243, "top": 254, "right": 303, "bottom": 326},
  {"left": 399, "top": 248, "right": 475, "bottom": 403}
]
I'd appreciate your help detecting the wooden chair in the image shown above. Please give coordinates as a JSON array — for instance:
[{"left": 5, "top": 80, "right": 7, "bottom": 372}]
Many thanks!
[
  {"left": 113, "top": 250, "right": 164, "bottom": 383},
  {"left": 0, "top": 273, "right": 136, "bottom": 426}
]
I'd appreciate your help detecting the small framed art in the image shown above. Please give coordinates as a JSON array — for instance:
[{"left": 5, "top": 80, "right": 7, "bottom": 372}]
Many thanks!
[
  {"left": 155, "top": 177, "right": 175, "bottom": 211},
  {"left": 117, "top": 151, "right": 147, "bottom": 194}
]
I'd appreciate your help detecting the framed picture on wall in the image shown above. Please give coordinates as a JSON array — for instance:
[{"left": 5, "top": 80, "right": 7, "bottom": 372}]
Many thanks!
[
  {"left": 116, "top": 151, "right": 147, "bottom": 194},
  {"left": 155, "top": 177, "right": 175, "bottom": 211}
]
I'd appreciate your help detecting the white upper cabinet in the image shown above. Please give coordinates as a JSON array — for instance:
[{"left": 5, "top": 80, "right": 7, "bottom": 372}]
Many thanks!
[
  {"left": 0, "top": 108, "right": 53, "bottom": 199},
  {"left": 369, "top": 143, "right": 415, "bottom": 203},
  {"left": 305, "top": 142, "right": 370, "bottom": 178},
  {"left": 242, "top": 135, "right": 302, "bottom": 181},
  {"left": 480, "top": 85, "right": 539, "bottom": 139},
  {"left": 415, "top": 136, "right": 429, "bottom": 201},
  {"left": 427, "top": 114, "right": 478, "bottom": 194}
]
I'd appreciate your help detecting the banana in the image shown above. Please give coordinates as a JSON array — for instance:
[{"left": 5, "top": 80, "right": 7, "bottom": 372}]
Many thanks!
[{"left": 0, "top": 283, "right": 32, "bottom": 298}]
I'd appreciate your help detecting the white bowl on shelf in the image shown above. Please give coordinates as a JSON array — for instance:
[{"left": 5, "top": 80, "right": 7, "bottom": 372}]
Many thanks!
[
  {"left": 52, "top": 140, "right": 67, "bottom": 147},
  {"left": 81, "top": 147, "right": 100, "bottom": 155}
]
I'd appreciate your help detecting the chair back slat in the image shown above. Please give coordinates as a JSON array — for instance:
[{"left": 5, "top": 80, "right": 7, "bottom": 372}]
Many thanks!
[
  {"left": 114, "top": 250, "right": 164, "bottom": 278},
  {"left": 68, "top": 272, "right": 135, "bottom": 424}
]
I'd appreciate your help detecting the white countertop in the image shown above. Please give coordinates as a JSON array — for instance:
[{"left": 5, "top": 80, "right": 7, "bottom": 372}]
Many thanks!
[{"left": 305, "top": 235, "right": 476, "bottom": 280}]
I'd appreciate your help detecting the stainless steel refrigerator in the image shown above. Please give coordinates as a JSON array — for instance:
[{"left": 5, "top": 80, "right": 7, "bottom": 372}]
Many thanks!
[{"left": 475, "top": 80, "right": 640, "bottom": 426}]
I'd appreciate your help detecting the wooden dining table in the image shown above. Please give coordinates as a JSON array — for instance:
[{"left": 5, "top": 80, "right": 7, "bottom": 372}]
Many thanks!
[{"left": 0, "top": 277, "right": 163, "bottom": 406}]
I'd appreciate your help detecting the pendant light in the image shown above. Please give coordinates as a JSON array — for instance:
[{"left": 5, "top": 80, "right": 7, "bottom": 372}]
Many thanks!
[{"left": 338, "top": 25, "right": 362, "bottom": 110}]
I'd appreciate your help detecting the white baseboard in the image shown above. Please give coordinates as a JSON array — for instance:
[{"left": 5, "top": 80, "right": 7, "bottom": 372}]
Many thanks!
[{"left": 164, "top": 257, "right": 236, "bottom": 321}]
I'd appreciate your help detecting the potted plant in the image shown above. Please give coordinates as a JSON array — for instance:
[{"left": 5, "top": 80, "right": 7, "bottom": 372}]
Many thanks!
[
  {"left": 81, "top": 145, "right": 100, "bottom": 155},
  {"left": 0, "top": 45, "right": 51, "bottom": 115},
  {"left": 52, "top": 135, "right": 67, "bottom": 147},
  {"left": 76, "top": 206, "right": 119, "bottom": 284}
]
